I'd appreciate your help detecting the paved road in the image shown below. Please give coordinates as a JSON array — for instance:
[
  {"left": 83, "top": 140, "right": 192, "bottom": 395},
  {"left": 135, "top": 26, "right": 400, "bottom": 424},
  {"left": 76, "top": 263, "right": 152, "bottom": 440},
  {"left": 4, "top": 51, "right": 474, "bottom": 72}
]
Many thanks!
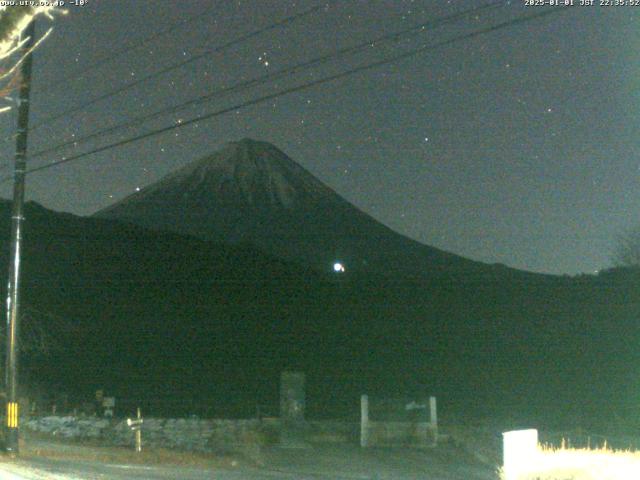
[
  {"left": 0, "top": 459, "right": 312, "bottom": 480},
  {"left": 0, "top": 442, "right": 499, "bottom": 479},
  {"left": 0, "top": 456, "right": 498, "bottom": 480}
]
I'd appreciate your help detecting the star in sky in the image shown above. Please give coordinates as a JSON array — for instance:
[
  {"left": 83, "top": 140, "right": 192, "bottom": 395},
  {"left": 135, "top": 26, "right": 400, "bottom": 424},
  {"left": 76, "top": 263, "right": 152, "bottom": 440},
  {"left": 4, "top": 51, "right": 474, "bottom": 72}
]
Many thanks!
[{"left": 0, "top": 0, "right": 633, "bottom": 276}]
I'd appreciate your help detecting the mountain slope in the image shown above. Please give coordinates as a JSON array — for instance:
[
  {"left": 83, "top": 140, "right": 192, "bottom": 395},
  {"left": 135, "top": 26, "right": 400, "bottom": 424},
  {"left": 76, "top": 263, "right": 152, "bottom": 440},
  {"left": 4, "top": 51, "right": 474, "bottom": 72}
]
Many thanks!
[{"left": 96, "top": 138, "right": 520, "bottom": 279}]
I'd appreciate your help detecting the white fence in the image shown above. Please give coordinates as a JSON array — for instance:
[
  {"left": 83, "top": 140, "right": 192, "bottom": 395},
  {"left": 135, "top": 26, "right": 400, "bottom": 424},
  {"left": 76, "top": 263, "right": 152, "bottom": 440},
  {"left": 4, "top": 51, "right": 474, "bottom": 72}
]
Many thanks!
[{"left": 360, "top": 395, "right": 437, "bottom": 448}]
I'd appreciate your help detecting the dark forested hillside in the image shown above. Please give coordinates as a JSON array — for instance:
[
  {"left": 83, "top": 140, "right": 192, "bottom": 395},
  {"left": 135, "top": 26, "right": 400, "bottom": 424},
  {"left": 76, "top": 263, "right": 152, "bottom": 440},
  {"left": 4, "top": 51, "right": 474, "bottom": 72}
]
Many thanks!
[{"left": 0, "top": 200, "right": 638, "bottom": 429}]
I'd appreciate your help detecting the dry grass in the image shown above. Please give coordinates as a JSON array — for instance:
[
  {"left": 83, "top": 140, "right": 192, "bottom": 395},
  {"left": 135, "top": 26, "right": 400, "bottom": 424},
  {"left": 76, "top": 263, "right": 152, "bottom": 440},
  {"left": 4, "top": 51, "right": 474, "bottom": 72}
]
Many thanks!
[
  {"left": 442, "top": 423, "right": 503, "bottom": 466},
  {"left": 27, "top": 445, "right": 234, "bottom": 468},
  {"left": 18, "top": 432, "right": 242, "bottom": 470},
  {"left": 500, "top": 443, "right": 640, "bottom": 480}
]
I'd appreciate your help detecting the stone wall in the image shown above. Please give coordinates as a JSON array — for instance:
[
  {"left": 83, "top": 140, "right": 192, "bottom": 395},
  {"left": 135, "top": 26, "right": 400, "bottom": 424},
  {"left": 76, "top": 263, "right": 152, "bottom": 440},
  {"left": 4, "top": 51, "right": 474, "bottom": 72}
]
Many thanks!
[
  {"left": 24, "top": 415, "right": 433, "bottom": 451},
  {"left": 24, "top": 416, "right": 273, "bottom": 453}
]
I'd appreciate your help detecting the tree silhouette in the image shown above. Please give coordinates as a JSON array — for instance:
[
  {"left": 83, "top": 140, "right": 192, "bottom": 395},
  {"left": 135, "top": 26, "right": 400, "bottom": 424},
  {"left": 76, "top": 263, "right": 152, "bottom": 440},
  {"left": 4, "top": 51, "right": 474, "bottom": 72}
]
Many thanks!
[
  {"left": 0, "top": 5, "right": 59, "bottom": 113},
  {"left": 612, "top": 225, "right": 640, "bottom": 268}
]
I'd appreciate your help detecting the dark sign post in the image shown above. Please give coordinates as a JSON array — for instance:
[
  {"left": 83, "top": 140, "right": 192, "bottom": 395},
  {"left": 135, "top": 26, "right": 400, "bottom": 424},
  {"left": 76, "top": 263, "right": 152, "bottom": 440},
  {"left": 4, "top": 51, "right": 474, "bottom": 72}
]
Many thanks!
[{"left": 279, "top": 371, "right": 308, "bottom": 448}]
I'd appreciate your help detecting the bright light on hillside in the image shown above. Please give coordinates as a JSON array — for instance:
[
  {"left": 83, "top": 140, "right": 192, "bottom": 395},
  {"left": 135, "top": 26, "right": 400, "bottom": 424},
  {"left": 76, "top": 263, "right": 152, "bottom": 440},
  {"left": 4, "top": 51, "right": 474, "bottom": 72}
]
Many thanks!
[{"left": 333, "top": 262, "right": 345, "bottom": 273}]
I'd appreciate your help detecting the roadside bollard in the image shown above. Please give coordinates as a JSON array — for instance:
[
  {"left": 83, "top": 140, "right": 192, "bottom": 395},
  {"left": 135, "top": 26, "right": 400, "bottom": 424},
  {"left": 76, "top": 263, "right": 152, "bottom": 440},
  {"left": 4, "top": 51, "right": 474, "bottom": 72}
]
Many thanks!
[
  {"left": 502, "top": 429, "right": 538, "bottom": 480},
  {"left": 127, "top": 407, "right": 143, "bottom": 452}
]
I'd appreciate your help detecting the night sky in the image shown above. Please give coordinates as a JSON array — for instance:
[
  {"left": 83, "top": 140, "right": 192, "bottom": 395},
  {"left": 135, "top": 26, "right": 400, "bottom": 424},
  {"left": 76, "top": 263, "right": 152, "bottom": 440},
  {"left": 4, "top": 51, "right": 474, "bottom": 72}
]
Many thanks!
[{"left": 0, "top": 0, "right": 637, "bottom": 276}]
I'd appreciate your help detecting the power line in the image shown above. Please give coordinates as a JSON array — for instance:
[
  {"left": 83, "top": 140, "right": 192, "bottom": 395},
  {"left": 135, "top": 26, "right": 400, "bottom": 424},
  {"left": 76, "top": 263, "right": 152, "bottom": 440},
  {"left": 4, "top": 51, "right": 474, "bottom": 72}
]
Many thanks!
[
  {"left": 0, "top": 2, "right": 227, "bottom": 155},
  {"left": 19, "top": 6, "right": 571, "bottom": 179},
  {"left": 27, "top": 4, "right": 324, "bottom": 132},
  {"left": 29, "top": 0, "right": 506, "bottom": 162},
  {"left": 7, "top": 6, "right": 571, "bottom": 183},
  {"left": 50, "top": 3, "right": 223, "bottom": 84}
]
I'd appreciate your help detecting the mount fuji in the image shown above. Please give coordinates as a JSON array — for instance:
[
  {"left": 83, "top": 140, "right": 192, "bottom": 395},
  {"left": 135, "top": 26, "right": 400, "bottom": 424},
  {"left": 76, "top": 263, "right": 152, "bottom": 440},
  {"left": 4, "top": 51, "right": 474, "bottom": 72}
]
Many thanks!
[{"left": 96, "top": 138, "right": 522, "bottom": 280}]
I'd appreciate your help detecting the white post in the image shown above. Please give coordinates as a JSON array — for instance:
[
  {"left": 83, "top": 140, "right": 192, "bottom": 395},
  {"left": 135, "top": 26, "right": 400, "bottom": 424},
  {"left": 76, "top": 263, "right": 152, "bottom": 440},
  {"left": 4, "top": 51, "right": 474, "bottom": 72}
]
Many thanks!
[
  {"left": 429, "top": 396, "right": 437, "bottom": 427},
  {"left": 429, "top": 396, "right": 438, "bottom": 445},
  {"left": 502, "top": 429, "right": 538, "bottom": 480},
  {"left": 360, "top": 394, "right": 369, "bottom": 448},
  {"left": 135, "top": 407, "right": 142, "bottom": 453},
  {"left": 127, "top": 407, "right": 144, "bottom": 453}
]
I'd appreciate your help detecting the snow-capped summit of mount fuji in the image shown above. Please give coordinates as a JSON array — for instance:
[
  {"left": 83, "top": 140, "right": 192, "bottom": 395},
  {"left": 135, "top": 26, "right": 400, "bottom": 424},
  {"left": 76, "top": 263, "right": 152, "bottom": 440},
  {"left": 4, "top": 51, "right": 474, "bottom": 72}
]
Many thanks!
[{"left": 96, "top": 138, "right": 520, "bottom": 279}]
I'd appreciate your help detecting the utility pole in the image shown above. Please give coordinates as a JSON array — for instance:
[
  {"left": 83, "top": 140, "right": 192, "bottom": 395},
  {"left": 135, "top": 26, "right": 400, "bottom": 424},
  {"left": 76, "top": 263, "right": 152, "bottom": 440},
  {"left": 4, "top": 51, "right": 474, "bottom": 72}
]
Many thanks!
[{"left": 5, "top": 19, "right": 36, "bottom": 455}]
